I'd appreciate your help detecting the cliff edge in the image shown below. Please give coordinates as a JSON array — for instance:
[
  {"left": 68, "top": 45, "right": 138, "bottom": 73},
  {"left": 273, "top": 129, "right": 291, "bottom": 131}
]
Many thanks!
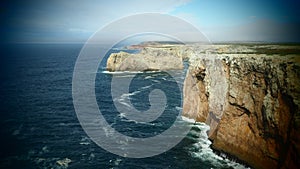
[
  {"left": 182, "top": 45, "right": 300, "bottom": 169},
  {"left": 106, "top": 46, "right": 188, "bottom": 71}
]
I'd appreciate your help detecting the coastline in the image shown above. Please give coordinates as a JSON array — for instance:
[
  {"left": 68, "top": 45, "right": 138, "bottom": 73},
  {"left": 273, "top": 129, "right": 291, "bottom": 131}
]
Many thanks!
[{"left": 106, "top": 42, "right": 300, "bottom": 169}]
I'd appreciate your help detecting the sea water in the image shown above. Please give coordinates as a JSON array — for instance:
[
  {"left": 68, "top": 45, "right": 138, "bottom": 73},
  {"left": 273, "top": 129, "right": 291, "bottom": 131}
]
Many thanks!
[{"left": 0, "top": 44, "right": 249, "bottom": 169}]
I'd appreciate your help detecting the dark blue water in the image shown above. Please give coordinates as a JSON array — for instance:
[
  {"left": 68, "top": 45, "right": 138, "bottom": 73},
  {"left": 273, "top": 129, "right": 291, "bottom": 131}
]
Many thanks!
[{"left": 0, "top": 44, "right": 248, "bottom": 169}]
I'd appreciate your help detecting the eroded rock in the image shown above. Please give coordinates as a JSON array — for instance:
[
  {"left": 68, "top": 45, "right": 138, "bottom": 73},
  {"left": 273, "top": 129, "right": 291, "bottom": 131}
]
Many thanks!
[{"left": 183, "top": 45, "right": 300, "bottom": 169}]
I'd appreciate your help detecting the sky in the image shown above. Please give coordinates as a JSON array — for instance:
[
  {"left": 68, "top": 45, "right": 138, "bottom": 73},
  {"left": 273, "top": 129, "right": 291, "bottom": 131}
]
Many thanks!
[{"left": 1, "top": 0, "right": 300, "bottom": 43}]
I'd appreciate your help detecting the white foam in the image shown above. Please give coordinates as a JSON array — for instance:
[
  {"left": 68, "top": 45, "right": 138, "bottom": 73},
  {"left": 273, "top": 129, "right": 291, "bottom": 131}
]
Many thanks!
[
  {"left": 151, "top": 79, "right": 161, "bottom": 83},
  {"left": 119, "top": 117, "right": 155, "bottom": 126},
  {"left": 117, "top": 100, "right": 131, "bottom": 108},
  {"left": 175, "top": 106, "right": 182, "bottom": 111},
  {"left": 101, "top": 70, "right": 144, "bottom": 74},
  {"left": 187, "top": 122, "right": 250, "bottom": 169},
  {"left": 181, "top": 116, "right": 196, "bottom": 123},
  {"left": 113, "top": 90, "right": 142, "bottom": 108},
  {"left": 145, "top": 76, "right": 153, "bottom": 79},
  {"left": 56, "top": 158, "right": 72, "bottom": 168},
  {"left": 79, "top": 136, "right": 91, "bottom": 145},
  {"left": 192, "top": 123, "right": 210, "bottom": 132},
  {"left": 118, "top": 112, "right": 126, "bottom": 118},
  {"left": 113, "top": 158, "right": 122, "bottom": 166},
  {"left": 141, "top": 85, "right": 152, "bottom": 90},
  {"left": 144, "top": 70, "right": 162, "bottom": 73},
  {"left": 119, "top": 90, "right": 141, "bottom": 98}
]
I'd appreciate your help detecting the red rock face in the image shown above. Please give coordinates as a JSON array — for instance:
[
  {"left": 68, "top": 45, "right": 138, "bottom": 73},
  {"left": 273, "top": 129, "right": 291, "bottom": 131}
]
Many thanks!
[
  {"left": 183, "top": 48, "right": 300, "bottom": 169},
  {"left": 182, "top": 65, "right": 209, "bottom": 122}
]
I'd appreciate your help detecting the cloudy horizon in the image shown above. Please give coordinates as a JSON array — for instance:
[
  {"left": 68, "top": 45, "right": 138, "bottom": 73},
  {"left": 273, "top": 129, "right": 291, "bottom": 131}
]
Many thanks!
[{"left": 1, "top": 0, "right": 300, "bottom": 43}]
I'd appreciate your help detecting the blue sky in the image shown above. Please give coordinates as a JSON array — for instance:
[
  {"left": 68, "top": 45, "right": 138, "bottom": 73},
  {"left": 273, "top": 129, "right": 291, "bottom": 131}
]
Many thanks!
[{"left": 1, "top": 0, "right": 300, "bottom": 43}]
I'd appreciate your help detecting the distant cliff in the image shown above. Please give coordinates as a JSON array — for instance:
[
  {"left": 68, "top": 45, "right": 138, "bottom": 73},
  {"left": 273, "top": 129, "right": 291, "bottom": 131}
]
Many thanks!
[
  {"left": 106, "top": 46, "right": 188, "bottom": 71},
  {"left": 182, "top": 45, "right": 300, "bottom": 169}
]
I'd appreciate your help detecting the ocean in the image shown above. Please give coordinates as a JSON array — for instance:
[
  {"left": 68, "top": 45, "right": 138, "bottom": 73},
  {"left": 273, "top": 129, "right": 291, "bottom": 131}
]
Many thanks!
[{"left": 0, "top": 44, "right": 249, "bottom": 169}]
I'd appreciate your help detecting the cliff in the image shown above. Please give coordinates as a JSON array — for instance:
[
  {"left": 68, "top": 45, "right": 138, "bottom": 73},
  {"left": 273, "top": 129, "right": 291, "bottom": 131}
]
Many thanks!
[
  {"left": 106, "top": 46, "right": 188, "bottom": 71},
  {"left": 106, "top": 43, "right": 300, "bottom": 168},
  {"left": 182, "top": 45, "right": 300, "bottom": 169}
]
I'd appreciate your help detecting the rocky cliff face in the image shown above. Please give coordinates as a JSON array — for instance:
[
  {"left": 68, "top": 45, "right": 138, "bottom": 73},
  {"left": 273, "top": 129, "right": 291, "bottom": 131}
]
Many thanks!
[
  {"left": 106, "top": 43, "right": 300, "bottom": 168},
  {"left": 106, "top": 46, "right": 187, "bottom": 71},
  {"left": 182, "top": 45, "right": 300, "bottom": 169}
]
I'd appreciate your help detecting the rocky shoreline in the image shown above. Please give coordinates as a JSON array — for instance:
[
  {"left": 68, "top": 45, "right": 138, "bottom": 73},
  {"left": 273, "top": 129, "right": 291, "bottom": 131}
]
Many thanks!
[{"left": 106, "top": 43, "right": 300, "bottom": 169}]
